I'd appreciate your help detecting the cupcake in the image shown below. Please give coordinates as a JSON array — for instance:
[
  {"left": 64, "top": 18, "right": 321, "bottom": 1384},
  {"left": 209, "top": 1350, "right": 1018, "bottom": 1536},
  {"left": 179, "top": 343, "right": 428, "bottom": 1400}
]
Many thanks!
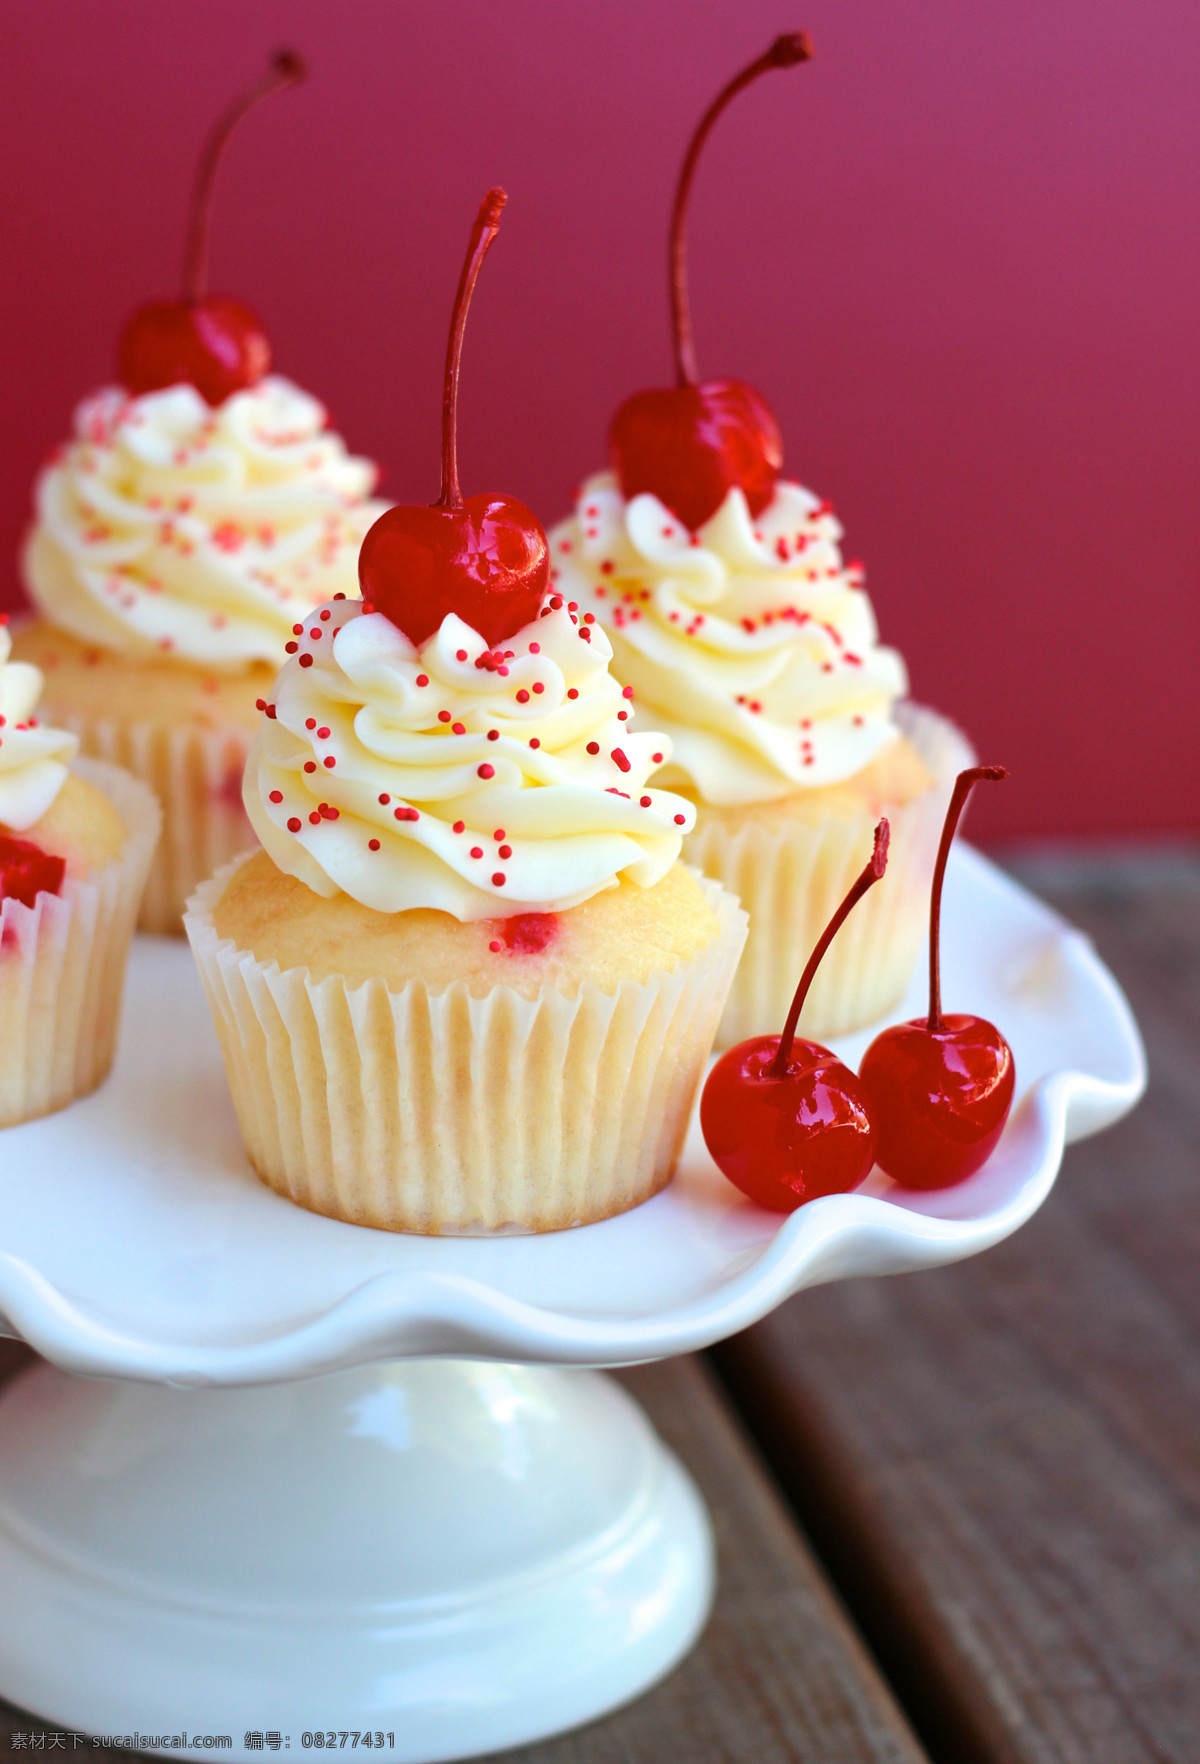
[
  {"left": 0, "top": 622, "right": 160, "bottom": 1127},
  {"left": 13, "top": 52, "right": 385, "bottom": 933},
  {"left": 185, "top": 190, "right": 745, "bottom": 1234},
  {"left": 549, "top": 35, "right": 971, "bottom": 1045}
]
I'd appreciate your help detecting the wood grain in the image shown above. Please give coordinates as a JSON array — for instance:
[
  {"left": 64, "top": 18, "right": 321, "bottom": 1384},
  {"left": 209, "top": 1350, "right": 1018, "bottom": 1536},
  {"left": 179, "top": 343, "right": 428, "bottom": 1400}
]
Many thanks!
[
  {"left": 0, "top": 1348, "right": 927, "bottom": 1764},
  {"left": 715, "top": 851, "right": 1200, "bottom": 1764}
]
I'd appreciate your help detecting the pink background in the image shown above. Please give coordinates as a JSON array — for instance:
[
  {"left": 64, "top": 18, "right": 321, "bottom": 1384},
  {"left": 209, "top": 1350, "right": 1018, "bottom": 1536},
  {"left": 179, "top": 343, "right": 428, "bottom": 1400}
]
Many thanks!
[{"left": 2, "top": 0, "right": 1198, "bottom": 843}]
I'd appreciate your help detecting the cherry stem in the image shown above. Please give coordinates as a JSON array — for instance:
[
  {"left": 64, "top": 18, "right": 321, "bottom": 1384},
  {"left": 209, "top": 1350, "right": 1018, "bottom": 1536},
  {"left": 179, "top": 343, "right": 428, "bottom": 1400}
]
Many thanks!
[
  {"left": 927, "top": 766, "right": 1009, "bottom": 1033},
  {"left": 436, "top": 189, "right": 507, "bottom": 511},
  {"left": 183, "top": 48, "right": 307, "bottom": 305},
  {"left": 771, "top": 818, "right": 889, "bottom": 1076},
  {"left": 669, "top": 32, "right": 813, "bottom": 388}
]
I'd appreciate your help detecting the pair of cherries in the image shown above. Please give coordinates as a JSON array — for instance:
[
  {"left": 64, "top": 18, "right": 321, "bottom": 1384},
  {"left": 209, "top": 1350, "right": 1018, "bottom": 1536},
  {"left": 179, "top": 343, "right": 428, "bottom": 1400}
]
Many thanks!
[{"left": 702, "top": 768, "right": 1015, "bottom": 1209}]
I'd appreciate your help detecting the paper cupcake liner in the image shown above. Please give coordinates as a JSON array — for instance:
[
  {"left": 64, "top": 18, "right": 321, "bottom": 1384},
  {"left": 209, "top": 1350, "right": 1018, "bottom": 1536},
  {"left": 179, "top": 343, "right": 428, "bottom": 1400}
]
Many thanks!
[
  {"left": 185, "top": 863, "right": 747, "bottom": 1235},
  {"left": 0, "top": 757, "right": 160, "bottom": 1128},
  {"left": 45, "top": 706, "right": 255, "bottom": 937},
  {"left": 686, "top": 703, "right": 975, "bottom": 1047}
]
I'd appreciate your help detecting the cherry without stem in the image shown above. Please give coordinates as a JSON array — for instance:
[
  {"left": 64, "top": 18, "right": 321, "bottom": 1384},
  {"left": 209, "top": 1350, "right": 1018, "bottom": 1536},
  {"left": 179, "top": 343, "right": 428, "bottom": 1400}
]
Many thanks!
[
  {"left": 701, "top": 818, "right": 888, "bottom": 1211},
  {"left": 859, "top": 767, "right": 1014, "bottom": 1190},
  {"left": 119, "top": 49, "right": 306, "bottom": 406},
  {"left": 609, "top": 33, "right": 812, "bottom": 532},
  {"left": 0, "top": 835, "right": 65, "bottom": 911},
  {"left": 358, "top": 190, "right": 550, "bottom": 650}
]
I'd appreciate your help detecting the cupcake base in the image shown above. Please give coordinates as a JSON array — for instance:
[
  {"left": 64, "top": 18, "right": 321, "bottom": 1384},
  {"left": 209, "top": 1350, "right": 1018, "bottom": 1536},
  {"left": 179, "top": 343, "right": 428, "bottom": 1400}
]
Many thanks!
[
  {"left": 186, "top": 863, "right": 747, "bottom": 1234},
  {"left": 0, "top": 758, "right": 160, "bottom": 1127},
  {"left": 686, "top": 703, "right": 975, "bottom": 1047},
  {"left": 11, "top": 620, "right": 268, "bottom": 937}
]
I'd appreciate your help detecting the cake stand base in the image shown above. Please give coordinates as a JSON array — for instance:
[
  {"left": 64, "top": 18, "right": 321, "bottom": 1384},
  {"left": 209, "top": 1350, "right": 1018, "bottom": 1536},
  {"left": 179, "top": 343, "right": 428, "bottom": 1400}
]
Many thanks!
[{"left": 0, "top": 1359, "right": 713, "bottom": 1763}]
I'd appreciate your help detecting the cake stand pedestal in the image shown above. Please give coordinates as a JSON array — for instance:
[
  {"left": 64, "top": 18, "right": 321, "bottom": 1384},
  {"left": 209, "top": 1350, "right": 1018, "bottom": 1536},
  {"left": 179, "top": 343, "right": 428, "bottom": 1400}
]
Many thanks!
[{"left": 0, "top": 849, "right": 1144, "bottom": 1762}]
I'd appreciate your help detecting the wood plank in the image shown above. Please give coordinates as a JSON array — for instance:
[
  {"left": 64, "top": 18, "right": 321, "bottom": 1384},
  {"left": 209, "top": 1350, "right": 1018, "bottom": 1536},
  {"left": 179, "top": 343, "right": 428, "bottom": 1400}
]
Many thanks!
[
  {"left": 0, "top": 1347, "right": 927, "bottom": 1764},
  {"left": 715, "top": 850, "right": 1200, "bottom": 1764}
]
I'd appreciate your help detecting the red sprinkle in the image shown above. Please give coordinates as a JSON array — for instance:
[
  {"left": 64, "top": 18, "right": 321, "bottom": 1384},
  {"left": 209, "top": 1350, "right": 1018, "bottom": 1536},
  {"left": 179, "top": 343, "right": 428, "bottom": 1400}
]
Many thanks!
[
  {"left": 308, "top": 811, "right": 321, "bottom": 825},
  {"left": 292, "top": 624, "right": 304, "bottom": 636},
  {"left": 438, "top": 710, "right": 452, "bottom": 723},
  {"left": 379, "top": 793, "right": 391, "bottom": 804},
  {"left": 492, "top": 872, "right": 506, "bottom": 887},
  {"left": 622, "top": 686, "right": 634, "bottom": 700},
  {"left": 456, "top": 649, "right": 468, "bottom": 661},
  {"left": 319, "top": 608, "right": 332, "bottom": 621},
  {"left": 306, "top": 718, "right": 317, "bottom": 730},
  {"left": 453, "top": 820, "right": 465, "bottom": 834},
  {"left": 287, "top": 817, "right": 302, "bottom": 832},
  {"left": 256, "top": 698, "right": 267, "bottom": 712},
  {"left": 490, "top": 939, "right": 503, "bottom": 952},
  {"left": 674, "top": 814, "right": 686, "bottom": 825},
  {"left": 269, "top": 790, "right": 283, "bottom": 804},
  {"left": 478, "top": 764, "right": 495, "bottom": 779},
  {"left": 304, "top": 761, "right": 316, "bottom": 774},
  {"left": 567, "top": 688, "right": 579, "bottom": 700},
  {"left": 323, "top": 756, "right": 336, "bottom": 768},
  {"left": 586, "top": 742, "right": 600, "bottom": 755},
  {"left": 498, "top": 844, "right": 512, "bottom": 859},
  {"left": 470, "top": 847, "right": 483, "bottom": 859},
  {"left": 611, "top": 748, "right": 630, "bottom": 773},
  {"left": 369, "top": 838, "right": 380, "bottom": 851},
  {"left": 516, "top": 690, "right": 529, "bottom": 703},
  {"left": 299, "top": 654, "right": 314, "bottom": 669},
  {"left": 652, "top": 752, "right": 663, "bottom": 764},
  {"left": 285, "top": 642, "right": 298, "bottom": 655},
  {"left": 529, "top": 737, "right": 541, "bottom": 749},
  {"left": 416, "top": 674, "right": 429, "bottom": 687},
  {"left": 640, "top": 795, "right": 652, "bottom": 807},
  {"left": 318, "top": 726, "right": 330, "bottom": 739},
  {"left": 493, "top": 829, "right": 506, "bottom": 841},
  {"left": 487, "top": 729, "right": 500, "bottom": 742}
]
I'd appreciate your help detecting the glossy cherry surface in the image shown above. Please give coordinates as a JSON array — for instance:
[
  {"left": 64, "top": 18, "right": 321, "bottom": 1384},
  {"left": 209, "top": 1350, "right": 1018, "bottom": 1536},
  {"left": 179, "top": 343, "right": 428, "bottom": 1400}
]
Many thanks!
[
  {"left": 700, "top": 818, "right": 889, "bottom": 1211},
  {"left": 0, "top": 836, "right": 65, "bottom": 911},
  {"left": 608, "top": 33, "right": 811, "bottom": 531},
  {"left": 610, "top": 380, "right": 782, "bottom": 532},
  {"left": 860, "top": 766, "right": 1014, "bottom": 1190},
  {"left": 359, "top": 190, "right": 550, "bottom": 649},
  {"left": 118, "top": 50, "right": 305, "bottom": 405}
]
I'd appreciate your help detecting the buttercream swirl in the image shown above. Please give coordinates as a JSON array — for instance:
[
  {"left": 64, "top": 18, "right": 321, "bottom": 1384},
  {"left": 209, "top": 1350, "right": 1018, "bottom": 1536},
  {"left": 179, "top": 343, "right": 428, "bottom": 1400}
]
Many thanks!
[
  {"left": 24, "top": 376, "right": 385, "bottom": 672},
  {"left": 0, "top": 625, "right": 78, "bottom": 831},
  {"left": 548, "top": 472, "right": 908, "bottom": 805},
  {"left": 244, "top": 595, "right": 696, "bottom": 918}
]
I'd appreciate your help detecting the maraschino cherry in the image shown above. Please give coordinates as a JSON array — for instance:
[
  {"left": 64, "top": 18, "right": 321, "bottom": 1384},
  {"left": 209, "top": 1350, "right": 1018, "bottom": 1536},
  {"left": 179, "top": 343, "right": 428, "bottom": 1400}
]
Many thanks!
[
  {"left": 701, "top": 819, "right": 889, "bottom": 1210},
  {"left": 859, "top": 768, "right": 1014, "bottom": 1190},
  {"left": 0, "top": 836, "right": 65, "bottom": 911},
  {"left": 358, "top": 190, "right": 550, "bottom": 649},
  {"left": 118, "top": 49, "right": 306, "bottom": 406},
  {"left": 609, "top": 32, "right": 813, "bottom": 532}
]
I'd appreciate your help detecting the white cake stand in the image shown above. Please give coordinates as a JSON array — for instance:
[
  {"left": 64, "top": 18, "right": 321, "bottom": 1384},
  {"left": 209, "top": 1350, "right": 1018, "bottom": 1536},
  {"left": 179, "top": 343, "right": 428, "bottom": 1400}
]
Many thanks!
[{"left": 0, "top": 847, "right": 1143, "bottom": 1762}]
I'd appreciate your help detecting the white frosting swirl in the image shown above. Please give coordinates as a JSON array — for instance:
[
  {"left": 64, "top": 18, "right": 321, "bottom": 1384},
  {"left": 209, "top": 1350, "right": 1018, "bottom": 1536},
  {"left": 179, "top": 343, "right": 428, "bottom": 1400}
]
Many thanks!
[
  {"left": 244, "top": 595, "right": 696, "bottom": 918},
  {"left": 23, "top": 377, "right": 385, "bottom": 672},
  {"left": 0, "top": 625, "right": 78, "bottom": 831},
  {"left": 548, "top": 472, "right": 908, "bottom": 805}
]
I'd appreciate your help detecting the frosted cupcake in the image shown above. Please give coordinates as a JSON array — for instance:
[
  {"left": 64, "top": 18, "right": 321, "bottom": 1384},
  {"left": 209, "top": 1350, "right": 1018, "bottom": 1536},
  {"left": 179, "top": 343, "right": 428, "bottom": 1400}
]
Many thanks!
[
  {"left": 14, "top": 53, "right": 385, "bottom": 933},
  {"left": 185, "top": 191, "right": 745, "bottom": 1234},
  {"left": 0, "top": 622, "right": 160, "bottom": 1126},
  {"left": 550, "top": 36, "right": 970, "bottom": 1044}
]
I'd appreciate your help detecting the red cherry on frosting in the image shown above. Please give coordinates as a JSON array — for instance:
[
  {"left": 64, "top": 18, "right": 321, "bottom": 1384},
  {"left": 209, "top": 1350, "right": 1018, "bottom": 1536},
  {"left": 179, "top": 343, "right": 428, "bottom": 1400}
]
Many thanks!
[
  {"left": 0, "top": 835, "right": 65, "bottom": 911},
  {"left": 859, "top": 767, "right": 1015, "bottom": 1190},
  {"left": 119, "top": 50, "right": 306, "bottom": 405},
  {"left": 701, "top": 819, "right": 889, "bottom": 1211},
  {"left": 609, "top": 33, "right": 811, "bottom": 531},
  {"left": 359, "top": 190, "right": 550, "bottom": 649}
]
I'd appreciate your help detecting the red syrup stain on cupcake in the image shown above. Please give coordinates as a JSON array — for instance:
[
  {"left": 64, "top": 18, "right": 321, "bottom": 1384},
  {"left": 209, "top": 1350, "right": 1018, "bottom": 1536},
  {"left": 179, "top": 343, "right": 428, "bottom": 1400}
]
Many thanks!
[
  {"left": 358, "top": 190, "right": 549, "bottom": 649},
  {"left": 486, "top": 914, "right": 558, "bottom": 957},
  {"left": 608, "top": 33, "right": 812, "bottom": 533},
  {"left": 701, "top": 820, "right": 888, "bottom": 1210},
  {"left": 859, "top": 768, "right": 1015, "bottom": 1189},
  {"left": 118, "top": 50, "right": 306, "bottom": 406}
]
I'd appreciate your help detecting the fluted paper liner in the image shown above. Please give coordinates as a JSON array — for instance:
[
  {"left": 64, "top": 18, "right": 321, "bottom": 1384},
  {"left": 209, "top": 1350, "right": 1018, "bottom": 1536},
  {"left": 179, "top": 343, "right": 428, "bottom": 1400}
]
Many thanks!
[
  {"left": 43, "top": 705, "right": 254, "bottom": 937},
  {"left": 0, "top": 757, "right": 160, "bottom": 1127},
  {"left": 687, "top": 703, "right": 975, "bottom": 1047},
  {"left": 185, "top": 866, "right": 747, "bottom": 1234}
]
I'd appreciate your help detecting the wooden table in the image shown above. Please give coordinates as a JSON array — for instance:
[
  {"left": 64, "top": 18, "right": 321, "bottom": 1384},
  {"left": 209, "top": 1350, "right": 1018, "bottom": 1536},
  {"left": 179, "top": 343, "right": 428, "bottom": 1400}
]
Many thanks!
[{"left": 0, "top": 852, "right": 1193, "bottom": 1762}]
